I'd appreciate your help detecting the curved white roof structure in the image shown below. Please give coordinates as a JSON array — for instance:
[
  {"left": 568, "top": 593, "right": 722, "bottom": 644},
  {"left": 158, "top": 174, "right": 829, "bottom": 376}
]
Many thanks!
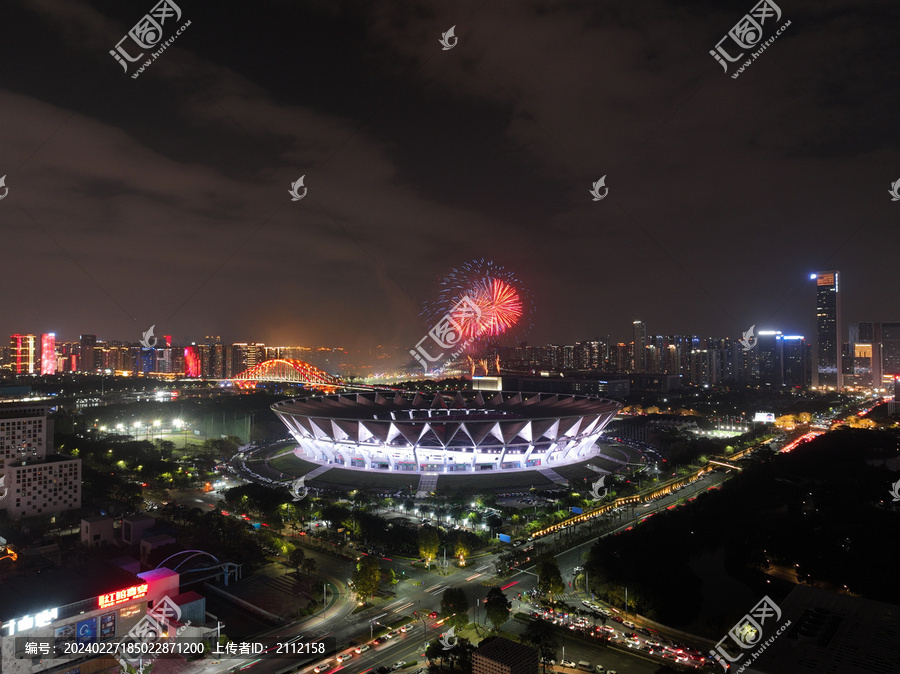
[{"left": 272, "top": 390, "right": 621, "bottom": 474}]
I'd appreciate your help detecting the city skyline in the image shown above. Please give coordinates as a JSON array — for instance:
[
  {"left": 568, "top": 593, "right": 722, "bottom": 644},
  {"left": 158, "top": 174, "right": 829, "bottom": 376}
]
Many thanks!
[{"left": 1, "top": 2, "right": 899, "bottom": 352}]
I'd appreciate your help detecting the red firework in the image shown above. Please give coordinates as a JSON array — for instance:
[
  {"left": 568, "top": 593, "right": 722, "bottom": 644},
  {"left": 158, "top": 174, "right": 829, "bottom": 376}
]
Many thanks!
[{"left": 466, "top": 277, "right": 523, "bottom": 338}]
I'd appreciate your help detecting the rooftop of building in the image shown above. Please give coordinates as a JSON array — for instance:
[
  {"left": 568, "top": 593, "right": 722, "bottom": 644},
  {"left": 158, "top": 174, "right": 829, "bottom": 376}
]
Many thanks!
[
  {"left": 473, "top": 636, "right": 539, "bottom": 664},
  {"left": 748, "top": 585, "right": 900, "bottom": 674},
  {"left": 0, "top": 404, "right": 48, "bottom": 419},
  {"left": 0, "top": 560, "right": 143, "bottom": 623}
]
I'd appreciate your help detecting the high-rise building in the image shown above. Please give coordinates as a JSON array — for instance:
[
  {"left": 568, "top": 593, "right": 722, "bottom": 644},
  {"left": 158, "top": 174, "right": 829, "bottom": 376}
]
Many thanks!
[
  {"left": 881, "top": 323, "right": 900, "bottom": 378},
  {"left": 0, "top": 405, "right": 80, "bottom": 519},
  {"left": 9, "top": 334, "right": 38, "bottom": 374},
  {"left": 757, "top": 331, "right": 783, "bottom": 387},
  {"left": 79, "top": 334, "right": 97, "bottom": 373},
  {"left": 39, "top": 333, "right": 56, "bottom": 375},
  {"left": 782, "top": 336, "right": 810, "bottom": 388},
  {"left": 814, "top": 271, "right": 842, "bottom": 388},
  {"left": 225, "top": 342, "right": 264, "bottom": 378},
  {"left": 633, "top": 321, "right": 647, "bottom": 372},
  {"left": 848, "top": 322, "right": 882, "bottom": 388}
]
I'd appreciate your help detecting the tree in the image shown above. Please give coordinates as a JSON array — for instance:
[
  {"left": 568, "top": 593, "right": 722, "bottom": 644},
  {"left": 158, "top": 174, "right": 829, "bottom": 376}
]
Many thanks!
[
  {"left": 352, "top": 555, "right": 381, "bottom": 603},
  {"left": 418, "top": 526, "right": 441, "bottom": 568},
  {"left": 288, "top": 547, "right": 305, "bottom": 573},
  {"left": 537, "top": 558, "right": 565, "bottom": 597},
  {"left": 448, "top": 637, "right": 475, "bottom": 673},
  {"left": 301, "top": 556, "right": 317, "bottom": 577},
  {"left": 454, "top": 538, "right": 471, "bottom": 565},
  {"left": 425, "top": 638, "right": 447, "bottom": 667},
  {"left": 440, "top": 587, "right": 470, "bottom": 631},
  {"left": 484, "top": 587, "right": 511, "bottom": 631},
  {"left": 522, "top": 620, "right": 559, "bottom": 671}
]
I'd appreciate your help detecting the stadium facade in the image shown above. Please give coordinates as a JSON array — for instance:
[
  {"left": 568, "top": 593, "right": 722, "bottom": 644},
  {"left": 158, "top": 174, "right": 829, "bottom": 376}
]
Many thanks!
[{"left": 272, "top": 390, "right": 621, "bottom": 473}]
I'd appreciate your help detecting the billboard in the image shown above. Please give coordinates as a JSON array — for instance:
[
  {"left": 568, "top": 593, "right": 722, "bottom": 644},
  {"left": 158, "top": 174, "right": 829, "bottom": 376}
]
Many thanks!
[
  {"left": 571, "top": 507, "right": 583, "bottom": 514},
  {"left": 77, "top": 618, "right": 97, "bottom": 645},
  {"left": 754, "top": 413, "right": 775, "bottom": 423},
  {"left": 497, "top": 533, "right": 511, "bottom": 543},
  {"left": 100, "top": 612, "right": 116, "bottom": 640}
]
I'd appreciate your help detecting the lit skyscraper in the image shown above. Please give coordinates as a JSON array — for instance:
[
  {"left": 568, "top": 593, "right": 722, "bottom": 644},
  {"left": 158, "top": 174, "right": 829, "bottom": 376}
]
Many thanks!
[
  {"left": 757, "top": 330, "right": 783, "bottom": 387},
  {"left": 814, "top": 271, "right": 842, "bottom": 389},
  {"left": 79, "top": 334, "right": 97, "bottom": 373},
  {"left": 782, "top": 336, "right": 809, "bottom": 388},
  {"left": 9, "top": 334, "right": 37, "bottom": 374},
  {"left": 632, "top": 320, "right": 646, "bottom": 372},
  {"left": 40, "top": 333, "right": 56, "bottom": 375},
  {"left": 881, "top": 323, "right": 900, "bottom": 378}
]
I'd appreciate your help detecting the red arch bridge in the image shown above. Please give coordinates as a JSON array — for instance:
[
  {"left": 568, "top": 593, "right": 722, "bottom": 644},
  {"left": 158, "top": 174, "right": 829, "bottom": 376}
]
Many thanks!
[{"left": 230, "top": 358, "right": 350, "bottom": 391}]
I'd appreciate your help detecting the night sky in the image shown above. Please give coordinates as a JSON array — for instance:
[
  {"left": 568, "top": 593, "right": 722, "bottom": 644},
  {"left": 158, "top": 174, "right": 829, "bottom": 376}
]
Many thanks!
[{"left": 1, "top": 0, "right": 898, "bottom": 355}]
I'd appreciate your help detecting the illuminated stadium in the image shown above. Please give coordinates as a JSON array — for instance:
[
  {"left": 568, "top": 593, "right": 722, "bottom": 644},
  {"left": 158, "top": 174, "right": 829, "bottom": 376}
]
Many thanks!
[{"left": 272, "top": 390, "right": 622, "bottom": 473}]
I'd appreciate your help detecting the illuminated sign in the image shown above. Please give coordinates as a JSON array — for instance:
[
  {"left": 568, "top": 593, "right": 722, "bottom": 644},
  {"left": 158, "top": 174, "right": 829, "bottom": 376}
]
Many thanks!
[
  {"left": 754, "top": 413, "right": 775, "bottom": 423},
  {"left": 2, "top": 608, "right": 58, "bottom": 636},
  {"left": 119, "top": 604, "right": 142, "bottom": 619},
  {"left": 100, "top": 612, "right": 116, "bottom": 639},
  {"left": 98, "top": 583, "right": 149, "bottom": 609}
]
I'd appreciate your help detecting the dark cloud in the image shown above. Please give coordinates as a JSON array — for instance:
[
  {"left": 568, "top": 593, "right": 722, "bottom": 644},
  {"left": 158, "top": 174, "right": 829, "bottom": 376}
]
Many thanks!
[{"left": 1, "top": 0, "right": 898, "bottom": 356}]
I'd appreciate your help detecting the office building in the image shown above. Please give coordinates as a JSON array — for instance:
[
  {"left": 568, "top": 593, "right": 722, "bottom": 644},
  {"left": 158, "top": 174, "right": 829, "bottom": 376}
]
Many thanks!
[
  {"left": 814, "top": 271, "right": 841, "bottom": 388},
  {"left": 847, "top": 323, "right": 881, "bottom": 388},
  {"left": 0, "top": 405, "right": 80, "bottom": 519},
  {"left": 633, "top": 320, "right": 647, "bottom": 372},
  {"left": 882, "top": 322, "right": 900, "bottom": 377},
  {"left": 79, "top": 334, "right": 97, "bottom": 373},
  {"left": 781, "top": 336, "right": 809, "bottom": 388},
  {"left": 757, "top": 331, "right": 783, "bottom": 387},
  {"left": 9, "top": 335, "right": 37, "bottom": 375},
  {"left": 39, "top": 334, "right": 56, "bottom": 375}
]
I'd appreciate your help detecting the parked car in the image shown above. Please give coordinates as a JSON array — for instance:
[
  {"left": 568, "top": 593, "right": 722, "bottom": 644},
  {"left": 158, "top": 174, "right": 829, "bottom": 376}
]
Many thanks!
[
  {"left": 392, "top": 661, "right": 406, "bottom": 670},
  {"left": 561, "top": 660, "right": 577, "bottom": 668},
  {"left": 577, "top": 662, "right": 593, "bottom": 671}
]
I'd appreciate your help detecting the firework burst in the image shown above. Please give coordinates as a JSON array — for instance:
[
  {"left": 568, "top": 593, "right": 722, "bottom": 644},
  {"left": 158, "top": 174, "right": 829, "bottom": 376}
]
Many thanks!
[{"left": 423, "top": 260, "right": 532, "bottom": 350}]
